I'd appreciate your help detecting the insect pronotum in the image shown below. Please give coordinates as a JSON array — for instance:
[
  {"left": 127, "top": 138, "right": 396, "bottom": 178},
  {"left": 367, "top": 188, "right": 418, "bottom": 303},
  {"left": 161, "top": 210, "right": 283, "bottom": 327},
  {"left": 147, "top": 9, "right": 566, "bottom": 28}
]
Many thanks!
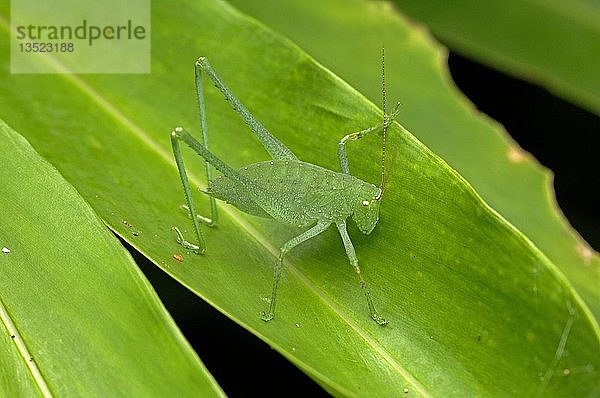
[{"left": 170, "top": 48, "right": 400, "bottom": 325}]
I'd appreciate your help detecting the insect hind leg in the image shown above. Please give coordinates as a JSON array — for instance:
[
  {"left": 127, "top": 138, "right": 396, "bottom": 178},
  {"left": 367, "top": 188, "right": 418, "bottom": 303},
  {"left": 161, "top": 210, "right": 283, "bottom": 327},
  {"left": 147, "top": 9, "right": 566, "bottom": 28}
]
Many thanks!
[
  {"left": 195, "top": 57, "right": 297, "bottom": 161},
  {"left": 170, "top": 127, "right": 218, "bottom": 254}
]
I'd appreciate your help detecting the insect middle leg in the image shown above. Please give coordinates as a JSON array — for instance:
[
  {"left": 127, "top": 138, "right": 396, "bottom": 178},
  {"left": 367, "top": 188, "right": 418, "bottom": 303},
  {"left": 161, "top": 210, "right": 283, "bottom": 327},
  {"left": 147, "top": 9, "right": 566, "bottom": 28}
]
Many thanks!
[
  {"left": 261, "top": 220, "right": 332, "bottom": 322},
  {"left": 335, "top": 219, "right": 388, "bottom": 325}
]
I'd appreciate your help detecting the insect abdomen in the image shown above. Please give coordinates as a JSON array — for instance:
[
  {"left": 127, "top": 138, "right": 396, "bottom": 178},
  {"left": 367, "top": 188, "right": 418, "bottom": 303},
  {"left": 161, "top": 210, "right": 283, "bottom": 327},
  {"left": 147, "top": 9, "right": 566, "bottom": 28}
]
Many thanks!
[{"left": 209, "top": 160, "right": 371, "bottom": 226}]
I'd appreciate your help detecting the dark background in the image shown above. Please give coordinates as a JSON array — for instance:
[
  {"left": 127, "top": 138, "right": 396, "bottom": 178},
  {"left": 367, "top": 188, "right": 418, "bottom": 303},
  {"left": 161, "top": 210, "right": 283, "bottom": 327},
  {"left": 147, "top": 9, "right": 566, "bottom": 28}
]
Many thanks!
[{"left": 132, "top": 50, "right": 600, "bottom": 397}]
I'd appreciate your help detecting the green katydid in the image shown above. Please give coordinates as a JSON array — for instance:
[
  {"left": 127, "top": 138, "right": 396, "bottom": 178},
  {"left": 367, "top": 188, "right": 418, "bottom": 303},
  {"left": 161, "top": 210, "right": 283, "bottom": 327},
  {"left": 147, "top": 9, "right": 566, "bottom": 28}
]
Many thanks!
[{"left": 170, "top": 49, "right": 400, "bottom": 325}]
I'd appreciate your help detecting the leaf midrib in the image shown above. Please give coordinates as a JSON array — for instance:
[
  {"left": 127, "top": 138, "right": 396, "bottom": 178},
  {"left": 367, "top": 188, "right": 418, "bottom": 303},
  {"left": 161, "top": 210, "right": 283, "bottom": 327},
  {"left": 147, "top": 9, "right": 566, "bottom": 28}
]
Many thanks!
[{"left": 0, "top": 293, "right": 53, "bottom": 397}]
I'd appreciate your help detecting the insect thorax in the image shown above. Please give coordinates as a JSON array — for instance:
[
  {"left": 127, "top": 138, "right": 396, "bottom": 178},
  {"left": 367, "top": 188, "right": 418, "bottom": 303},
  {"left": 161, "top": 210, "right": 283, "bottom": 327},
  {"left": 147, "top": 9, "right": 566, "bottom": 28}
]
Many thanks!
[{"left": 207, "top": 160, "right": 381, "bottom": 230}]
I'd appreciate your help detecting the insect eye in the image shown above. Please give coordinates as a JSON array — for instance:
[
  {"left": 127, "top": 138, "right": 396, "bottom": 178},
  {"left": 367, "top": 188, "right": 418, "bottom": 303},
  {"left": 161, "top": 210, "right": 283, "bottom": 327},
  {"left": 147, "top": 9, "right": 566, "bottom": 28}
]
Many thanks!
[{"left": 362, "top": 200, "right": 370, "bottom": 206}]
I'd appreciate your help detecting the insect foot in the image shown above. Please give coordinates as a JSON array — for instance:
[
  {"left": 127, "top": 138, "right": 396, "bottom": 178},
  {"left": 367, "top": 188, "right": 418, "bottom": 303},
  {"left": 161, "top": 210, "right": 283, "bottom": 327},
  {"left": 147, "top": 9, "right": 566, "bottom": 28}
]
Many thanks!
[
  {"left": 361, "top": 282, "right": 389, "bottom": 326},
  {"left": 372, "top": 313, "right": 389, "bottom": 326},
  {"left": 383, "top": 102, "right": 402, "bottom": 127},
  {"left": 260, "top": 310, "right": 274, "bottom": 322},
  {"left": 171, "top": 226, "right": 202, "bottom": 253}
]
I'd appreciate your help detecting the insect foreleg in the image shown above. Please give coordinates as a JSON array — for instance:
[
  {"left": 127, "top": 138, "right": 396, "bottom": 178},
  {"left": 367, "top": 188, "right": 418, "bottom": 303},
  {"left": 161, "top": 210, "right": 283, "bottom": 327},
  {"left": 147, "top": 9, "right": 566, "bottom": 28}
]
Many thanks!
[
  {"left": 336, "top": 103, "right": 401, "bottom": 174},
  {"left": 261, "top": 220, "right": 332, "bottom": 322},
  {"left": 338, "top": 123, "right": 384, "bottom": 174},
  {"left": 335, "top": 220, "right": 388, "bottom": 325}
]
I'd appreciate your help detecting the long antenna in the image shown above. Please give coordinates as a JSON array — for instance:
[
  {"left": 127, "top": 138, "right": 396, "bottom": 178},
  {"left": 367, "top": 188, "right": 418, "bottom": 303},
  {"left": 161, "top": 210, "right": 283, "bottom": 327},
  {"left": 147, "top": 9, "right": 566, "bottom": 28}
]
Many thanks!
[{"left": 379, "top": 46, "right": 387, "bottom": 198}]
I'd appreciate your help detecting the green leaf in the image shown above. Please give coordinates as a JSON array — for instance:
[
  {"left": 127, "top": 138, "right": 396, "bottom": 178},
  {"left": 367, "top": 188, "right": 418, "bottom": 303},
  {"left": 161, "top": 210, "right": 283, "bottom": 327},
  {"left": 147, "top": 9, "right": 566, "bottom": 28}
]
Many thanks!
[
  {"left": 0, "top": 0, "right": 599, "bottom": 396},
  {"left": 0, "top": 121, "right": 224, "bottom": 397},
  {"left": 229, "top": 0, "right": 600, "bottom": 325},
  {"left": 390, "top": 0, "right": 600, "bottom": 116}
]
